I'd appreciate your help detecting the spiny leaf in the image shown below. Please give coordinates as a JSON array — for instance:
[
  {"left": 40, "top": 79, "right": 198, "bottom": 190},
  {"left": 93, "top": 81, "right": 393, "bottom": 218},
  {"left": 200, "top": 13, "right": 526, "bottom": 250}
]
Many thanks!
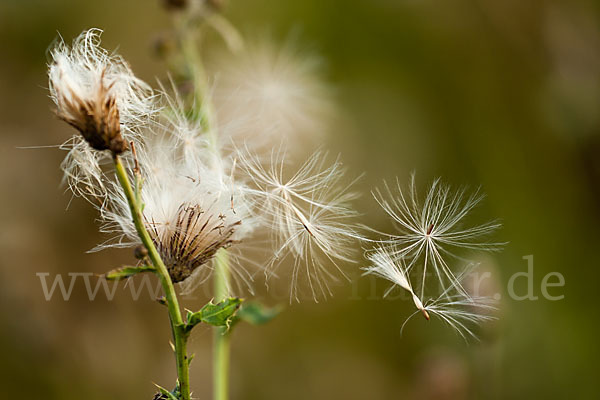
[
  {"left": 235, "top": 302, "right": 282, "bottom": 326},
  {"left": 153, "top": 383, "right": 179, "bottom": 400},
  {"left": 105, "top": 264, "right": 156, "bottom": 281},
  {"left": 186, "top": 298, "right": 243, "bottom": 332}
]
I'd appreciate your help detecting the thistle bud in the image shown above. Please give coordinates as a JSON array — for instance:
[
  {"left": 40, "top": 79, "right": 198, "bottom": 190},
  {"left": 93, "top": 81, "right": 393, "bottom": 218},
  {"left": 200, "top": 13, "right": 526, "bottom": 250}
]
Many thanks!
[
  {"left": 151, "top": 33, "right": 176, "bottom": 60},
  {"left": 134, "top": 245, "right": 149, "bottom": 260}
]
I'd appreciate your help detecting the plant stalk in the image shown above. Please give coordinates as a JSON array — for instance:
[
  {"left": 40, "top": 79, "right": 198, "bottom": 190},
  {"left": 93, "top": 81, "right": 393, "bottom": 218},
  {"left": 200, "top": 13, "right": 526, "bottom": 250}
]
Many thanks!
[
  {"left": 113, "top": 154, "right": 191, "bottom": 400},
  {"left": 213, "top": 250, "right": 231, "bottom": 400},
  {"left": 173, "top": 13, "right": 232, "bottom": 400}
]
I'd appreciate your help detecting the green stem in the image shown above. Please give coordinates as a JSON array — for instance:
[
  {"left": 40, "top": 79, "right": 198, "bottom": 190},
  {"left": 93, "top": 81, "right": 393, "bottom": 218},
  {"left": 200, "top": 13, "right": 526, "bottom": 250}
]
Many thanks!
[
  {"left": 113, "top": 155, "right": 191, "bottom": 400},
  {"left": 213, "top": 250, "right": 231, "bottom": 400},
  {"left": 173, "top": 12, "right": 231, "bottom": 400},
  {"left": 178, "top": 16, "right": 218, "bottom": 145}
]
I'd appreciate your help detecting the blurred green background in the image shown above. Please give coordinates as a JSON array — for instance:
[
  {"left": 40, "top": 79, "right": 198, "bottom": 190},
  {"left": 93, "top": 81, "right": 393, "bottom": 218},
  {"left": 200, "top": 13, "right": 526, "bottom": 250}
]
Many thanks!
[{"left": 0, "top": 0, "right": 598, "bottom": 399}]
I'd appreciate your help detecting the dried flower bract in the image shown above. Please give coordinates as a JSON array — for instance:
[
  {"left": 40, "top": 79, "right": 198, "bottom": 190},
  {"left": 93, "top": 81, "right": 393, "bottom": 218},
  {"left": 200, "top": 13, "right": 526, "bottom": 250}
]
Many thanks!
[
  {"left": 48, "top": 29, "right": 155, "bottom": 154},
  {"left": 150, "top": 203, "right": 242, "bottom": 283}
]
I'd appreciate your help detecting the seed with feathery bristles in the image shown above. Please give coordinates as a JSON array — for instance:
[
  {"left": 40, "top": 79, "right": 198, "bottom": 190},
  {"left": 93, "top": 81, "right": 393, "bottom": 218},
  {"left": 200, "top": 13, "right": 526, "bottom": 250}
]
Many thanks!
[
  {"left": 238, "top": 147, "right": 362, "bottom": 301},
  {"left": 365, "top": 177, "right": 502, "bottom": 339},
  {"left": 372, "top": 175, "right": 503, "bottom": 299},
  {"left": 363, "top": 246, "right": 430, "bottom": 320}
]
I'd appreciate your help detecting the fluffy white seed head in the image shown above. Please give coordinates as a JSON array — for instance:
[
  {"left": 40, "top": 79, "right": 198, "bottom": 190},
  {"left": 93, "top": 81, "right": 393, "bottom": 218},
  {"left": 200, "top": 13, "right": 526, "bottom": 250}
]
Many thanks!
[
  {"left": 51, "top": 29, "right": 157, "bottom": 204},
  {"left": 49, "top": 28, "right": 156, "bottom": 135},
  {"left": 97, "top": 116, "right": 255, "bottom": 288},
  {"left": 210, "top": 40, "right": 334, "bottom": 150},
  {"left": 142, "top": 164, "right": 246, "bottom": 284}
]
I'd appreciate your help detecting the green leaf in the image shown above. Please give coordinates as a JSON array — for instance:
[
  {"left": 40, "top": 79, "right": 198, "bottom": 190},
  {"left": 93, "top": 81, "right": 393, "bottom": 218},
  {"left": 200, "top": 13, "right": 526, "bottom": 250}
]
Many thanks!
[
  {"left": 235, "top": 302, "right": 282, "bottom": 326},
  {"left": 186, "top": 298, "right": 243, "bottom": 331},
  {"left": 153, "top": 383, "right": 179, "bottom": 400},
  {"left": 105, "top": 264, "right": 156, "bottom": 281}
]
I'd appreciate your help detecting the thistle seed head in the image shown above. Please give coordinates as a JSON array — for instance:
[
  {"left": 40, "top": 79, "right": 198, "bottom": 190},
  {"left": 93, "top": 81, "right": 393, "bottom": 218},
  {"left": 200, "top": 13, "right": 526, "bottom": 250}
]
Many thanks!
[
  {"left": 210, "top": 39, "right": 334, "bottom": 151},
  {"left": 149, "top": 203, "right": 241, "bottom": 283},
  {"left": 55, "top": 72, "right": 126, "bottom": 153},
  {"left": 48, "top": 29, "right": 156, "bottom": 154}
]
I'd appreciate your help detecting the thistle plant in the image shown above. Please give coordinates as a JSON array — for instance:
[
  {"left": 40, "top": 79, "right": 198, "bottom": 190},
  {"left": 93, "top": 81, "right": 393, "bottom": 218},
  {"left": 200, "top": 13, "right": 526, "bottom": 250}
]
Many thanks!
[
  {"left": 45, "top": 2, "right": 502, "bottom": 399},
  {"left": 47, "top": 8, "right": 360, "bottom": 400}
]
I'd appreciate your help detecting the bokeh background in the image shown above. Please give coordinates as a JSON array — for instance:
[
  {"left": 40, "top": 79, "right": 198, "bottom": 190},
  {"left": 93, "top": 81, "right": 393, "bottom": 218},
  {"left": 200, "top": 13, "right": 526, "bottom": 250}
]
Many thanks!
[{"left": 1, "top": 0, "right": 598, "bottom": 399}]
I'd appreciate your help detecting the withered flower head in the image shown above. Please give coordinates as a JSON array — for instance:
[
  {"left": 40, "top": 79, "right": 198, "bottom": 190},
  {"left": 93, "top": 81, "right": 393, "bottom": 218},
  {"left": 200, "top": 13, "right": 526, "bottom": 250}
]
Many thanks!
[
  {"left": 149, "top": 203, "right": 241, "bottom": 283},
  {"left": 95, "top": 125, "right": 255, "bottom": 288},
  {"left": 55, "top": 70, "right": 126, "bottom": 153},
  {"left": 48, "top": 29, "right": 155, "bottom": 154},
  {"left": 129, "top": 151, "right": 254, "bottom": 287}
]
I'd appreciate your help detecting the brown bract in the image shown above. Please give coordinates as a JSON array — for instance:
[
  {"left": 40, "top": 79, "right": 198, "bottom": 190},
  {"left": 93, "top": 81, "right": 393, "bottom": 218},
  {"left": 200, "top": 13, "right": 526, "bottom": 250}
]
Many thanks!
[
  {"left": 56, "top": 75, "right": 127, "bottom": 154},
  {"left": 148, "top": 204, "right": 242, "bottom": 283}
]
